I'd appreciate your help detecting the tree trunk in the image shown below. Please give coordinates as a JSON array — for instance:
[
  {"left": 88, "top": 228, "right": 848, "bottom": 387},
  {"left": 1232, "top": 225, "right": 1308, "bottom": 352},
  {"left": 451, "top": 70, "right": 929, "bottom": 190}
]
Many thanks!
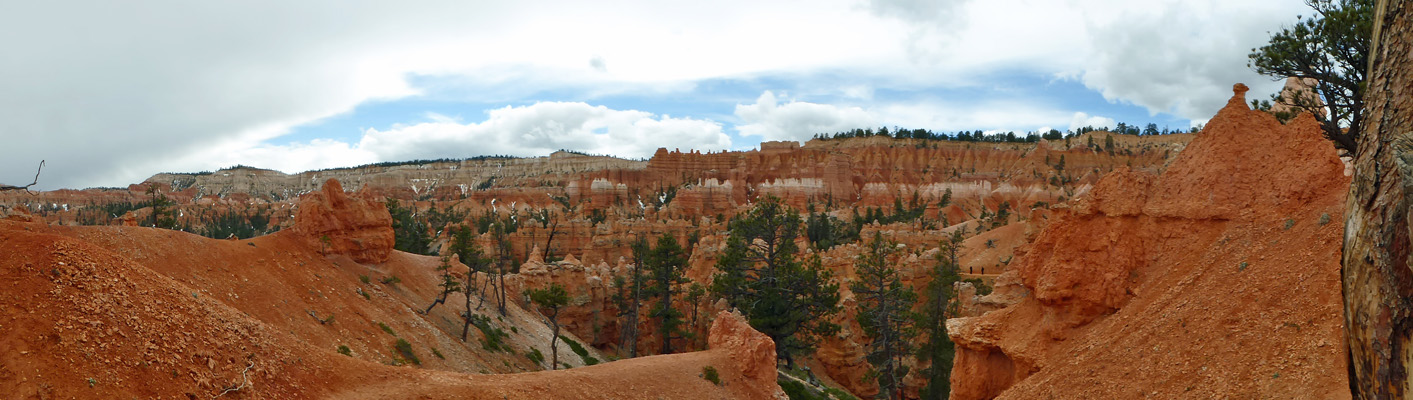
[
  {"left": 659, "top": 286, "right": 674, "bottom": 355},
  {"left": 1344, "top": 0, "right": 1413, "bottom": 397},
  {"left": 551, "top": 318, "right": 561, "bottom": 370}
]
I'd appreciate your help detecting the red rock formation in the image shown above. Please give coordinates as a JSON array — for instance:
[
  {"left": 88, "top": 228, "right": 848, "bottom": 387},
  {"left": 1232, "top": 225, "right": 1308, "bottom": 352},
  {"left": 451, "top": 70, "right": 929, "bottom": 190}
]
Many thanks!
[
  {"left": 947, "top": 84, "right": 1350, "bottom": 399},
  {"left": 290, "top": 179, "right": 394, "bottom": 263},
  {"left": 709, "top": 310, "right": 785, "bottom": 399}
]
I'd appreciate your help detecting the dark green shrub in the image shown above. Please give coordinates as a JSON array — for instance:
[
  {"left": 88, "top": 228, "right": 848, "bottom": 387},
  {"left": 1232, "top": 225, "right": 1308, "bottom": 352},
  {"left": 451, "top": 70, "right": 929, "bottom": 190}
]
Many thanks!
[
  {"left": 702, "top": 365, "right": 721, "bottom": 385},
  {"left": 337, "top": 345, "right": 352, "bottom": 356},
  {"left": 779, "top": 378, "right": 826, "bottom": 400},
  {"left": 526, "top": 348, "right": 545, "bottom": 364},
  {"left": 559, "top": 335, "right": 599, "bottom": 365},
  {"left": 393, "top": 339, "right": 420, "bottom": 365},
  {"left": 470, "top": 315, "right": 510, "bottom": 352}
]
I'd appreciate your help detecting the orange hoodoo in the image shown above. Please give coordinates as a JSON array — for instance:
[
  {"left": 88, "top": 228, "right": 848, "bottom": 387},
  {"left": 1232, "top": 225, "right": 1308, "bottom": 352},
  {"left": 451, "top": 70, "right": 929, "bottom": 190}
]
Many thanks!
[{"left": 291, "top": 179, "right": 394, "bottom": 263}]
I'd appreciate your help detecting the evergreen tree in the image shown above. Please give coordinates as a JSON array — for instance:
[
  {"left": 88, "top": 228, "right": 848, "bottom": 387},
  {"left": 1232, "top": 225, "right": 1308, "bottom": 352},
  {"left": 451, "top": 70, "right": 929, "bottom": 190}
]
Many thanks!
[
  {"left": 526, "top": 283, "right": 570, "bottom": 370},
  {"left": 423, "top": 256, "right": 463, "bottom": 314},
  {"left": 387, "top": 199, "right": 432, "bottom": 255},
  {"left": 450, "top": 227, "right": 492, "bottom": 341},
  {"left": 711, "top": 196, "right": 841, "bottom": 366},
  {"left": 646, "top": 234, "right": 690, "bottom": 354},
  {"left": 1248, "top": 0, "right": 1371, "bottom": 153},
  {"left": 146, "top": 184, "right": 177, "bottom": 229},
  {"left": 613, "top": 236, "right": 651, "bottom": 357},
  {"left": 917, "top": 231, "right": 964, "bottom": 399},
  {"left": 851, "top": 232, "right": 917, "bottom": 400},
  {"left": 490, "top": 221, "right": 513, "bottom": 317}
]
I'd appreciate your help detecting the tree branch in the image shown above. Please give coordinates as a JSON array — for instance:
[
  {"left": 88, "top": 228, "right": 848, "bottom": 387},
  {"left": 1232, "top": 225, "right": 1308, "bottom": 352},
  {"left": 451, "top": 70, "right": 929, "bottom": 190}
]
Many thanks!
[{"left": 0, "top": 160, "right": 44, "bottom": 193}]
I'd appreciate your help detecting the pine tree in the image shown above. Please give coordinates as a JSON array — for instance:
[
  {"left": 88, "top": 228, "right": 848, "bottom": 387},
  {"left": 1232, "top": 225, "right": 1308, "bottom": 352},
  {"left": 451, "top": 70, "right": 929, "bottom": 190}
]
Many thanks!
[
  {"left": 450, "top": 226, "right": 492, "bottom": 341},
  {"left": 423, "top": 256, "right": 462, "bottom": 314},
  {"left": 851, "top": 232, "right": 917, "bottom": 400},
  {"left": 711, "top": 196, "right": 841, "bottom": 366},
  {"left": 526, "top": 283, "right": 570, "bottom": 370},
  {"left": 645, "top": 234, "right": 689, "bottom": 354},
  {"left": 487, "top": 220, "right": 513, "bottom": 317},
  {"left": 613, "top": 236, "right": 651, "bottom": 357},
  {"left": 917, "top": 231, "right": 964, "bottom": 399}
]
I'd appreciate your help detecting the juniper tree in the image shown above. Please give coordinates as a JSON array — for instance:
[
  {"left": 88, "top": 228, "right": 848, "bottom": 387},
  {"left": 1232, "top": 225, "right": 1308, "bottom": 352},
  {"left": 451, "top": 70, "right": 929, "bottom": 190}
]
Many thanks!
[
  {"left": 711, "top": 196, "right": 841, "bottom": 367},
  {"left": 851, "top": 232, "right": 917, "bottom": 400}
]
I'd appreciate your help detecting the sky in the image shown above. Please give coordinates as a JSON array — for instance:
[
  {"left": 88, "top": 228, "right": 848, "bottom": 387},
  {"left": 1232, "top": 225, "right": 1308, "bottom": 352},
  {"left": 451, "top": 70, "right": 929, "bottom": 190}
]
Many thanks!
[{"left": 0, "top": 0, "right": 1312, "bottom": 190}]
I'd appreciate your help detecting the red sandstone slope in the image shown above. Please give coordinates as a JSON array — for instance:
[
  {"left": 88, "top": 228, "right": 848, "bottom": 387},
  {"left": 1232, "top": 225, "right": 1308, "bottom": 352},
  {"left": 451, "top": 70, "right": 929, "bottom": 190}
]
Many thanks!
[
  {"left": 947, "top": 84, "right": 1350, "bottom": 399},
  {"left": 0, "top": 180, "right": 783, "bottom": 398}
]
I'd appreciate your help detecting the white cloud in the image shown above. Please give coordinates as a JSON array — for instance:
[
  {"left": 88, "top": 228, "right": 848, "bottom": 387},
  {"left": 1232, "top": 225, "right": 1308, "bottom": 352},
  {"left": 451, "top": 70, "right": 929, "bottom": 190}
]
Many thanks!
[
  {"left": 0, "top": 0, "right": 1314, "bottom": 189},
  {"left": 360, "top": 102, "right": 731, "bottom": 162},
  {"left": 1075, "top": 0, "right": 1302, "bottom": 119},
  {"left": 1069, "top": 112, "right": 1116, "bottom": 131},
  {"left": 735, "top": 91, "right": 879, "bottom": 142}
]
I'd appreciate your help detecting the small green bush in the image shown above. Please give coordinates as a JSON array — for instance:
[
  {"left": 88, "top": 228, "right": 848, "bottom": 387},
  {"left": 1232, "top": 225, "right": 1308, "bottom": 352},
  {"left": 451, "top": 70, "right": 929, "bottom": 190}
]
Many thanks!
[
  {"left": 1319, "top": 213, "right": 1331, "bottom": 226},
  {"left": 337, "top": 345, "right": 352, "bottom": 356},
  {"left": 432, "top": 347, "right": 445, "bottom": 360},
  {"left": 359, "top": 275, "right": 371, "bottom": 284},
  {"left": 393, "top": 339, "right": 420, "bottom": 366},
  {"left": 559, "top": 335, "right": 599, "bottom": 365},
  {"left": 378, "top": 322, "right": 396, "bottom": 336},
  {"left": 1284, "top": 218, "right": 1295, "bottom": 230},
  {"left": 526, "top": 348, "right": 545, "bottom": 364},
  {"left": 470, "top": 315, "right": 510, "bottom": 352},
  {"left": 702, "top": 365, "right": 721, "bottom": 385},
  {"left": 380, "top": 275, "right": 401, "bottom": 285}
]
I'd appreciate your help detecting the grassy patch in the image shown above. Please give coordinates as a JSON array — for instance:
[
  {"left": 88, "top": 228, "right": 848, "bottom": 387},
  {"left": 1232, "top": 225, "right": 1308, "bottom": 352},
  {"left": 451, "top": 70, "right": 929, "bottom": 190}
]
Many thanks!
[
  {"left": 526, "top": 348, "right": 545, "bottom": 365},
  {"left": 337, "top": 345, "right": 352, "bottom": 356},
  {"left": 559, "top": 335, "right": 599, "bottom": 365},
  {"left": 378, "top": 322, "right": 396, "bottom": 336},
  {"left": 359, "top": 275, "right": 371, "bottom": 284},
  {"left": 431, "top": 347, "right": 445, "bottom": 360},
  {"left": 380, "top": 275, "right": 401, "bottom": 285}
]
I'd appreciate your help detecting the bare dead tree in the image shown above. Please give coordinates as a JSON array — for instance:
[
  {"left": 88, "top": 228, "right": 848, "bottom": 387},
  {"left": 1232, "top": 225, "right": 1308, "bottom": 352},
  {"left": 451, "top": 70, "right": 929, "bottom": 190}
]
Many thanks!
[{"left": 0, "top": 160, "right": 45, "bottom": 193}]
